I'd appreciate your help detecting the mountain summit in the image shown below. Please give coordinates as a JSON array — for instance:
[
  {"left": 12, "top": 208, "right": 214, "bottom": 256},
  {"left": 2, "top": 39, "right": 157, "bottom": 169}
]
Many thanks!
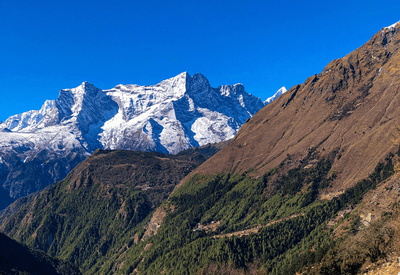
[{"left": 264, "top": 86, "right": 287, "bottom": 104}]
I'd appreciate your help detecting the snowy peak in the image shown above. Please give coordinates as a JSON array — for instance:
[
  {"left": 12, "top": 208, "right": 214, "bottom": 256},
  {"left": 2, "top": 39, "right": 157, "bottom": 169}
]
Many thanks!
[
  {"left": 100, "top": 72, "right": 266, "bottom": 154},
  {"left": 59, "top": 81, "right": 103, "bottom": 116},
  {"left": 191, "top": 73, "right": 211, "bottom": 87},
  {"left": 158, "top": 71, "right": 187, "bottom": 88},
  {"left": 1, "top": 99, "right": 59, "bottom": 132},
  {"left": 218, "top": 83, "right": 245, "bottom": 97},
  {"left": 264, "top": 86, "right": 287, "bottom": 105},
  {"left": 55, "top": 82, "right": 118, "bottom": 132},
  {"left": 384, "top": 20, "right": 400, "bottom": 31},
  {"left": 186, "top": 73, "right": 212, "bottom": 93}
]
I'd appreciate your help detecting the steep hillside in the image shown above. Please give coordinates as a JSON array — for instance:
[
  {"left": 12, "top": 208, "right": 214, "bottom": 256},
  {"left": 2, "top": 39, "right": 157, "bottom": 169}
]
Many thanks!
[
  {"left": 1, "top": 140, "right": 397, "bottom": 274},
  {"left": 0, "top": 232, "right": 81, "bottom": 275},
  {"left": 0, "top": 143, "right": 224, "bottom": 273},
  {"left": 87, "top": 152, "right": 394, "bottom": 274},
  {"left": 195, "top": 21, "right": 400, "bottom": 195},
  {"left": 307, "top": 162, "right": 400, "bottom": 275}
]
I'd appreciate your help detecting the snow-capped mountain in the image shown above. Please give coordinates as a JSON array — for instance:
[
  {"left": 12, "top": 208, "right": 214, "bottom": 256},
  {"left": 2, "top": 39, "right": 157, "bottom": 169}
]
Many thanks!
[
  {"left": 264, "top": 86, "right": 287, "bottom": 105},
  {"left": 0, "top": 72, "right": 284, "bottom": 206},
  {"left": 1, "top": 72, "right": 265, "bottom": 155}
]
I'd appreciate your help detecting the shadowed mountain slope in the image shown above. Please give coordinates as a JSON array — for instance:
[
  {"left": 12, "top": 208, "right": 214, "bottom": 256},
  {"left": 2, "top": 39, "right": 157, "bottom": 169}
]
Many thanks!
[{"left": 0, "top": 232, "right": 81, "bottom": 275}]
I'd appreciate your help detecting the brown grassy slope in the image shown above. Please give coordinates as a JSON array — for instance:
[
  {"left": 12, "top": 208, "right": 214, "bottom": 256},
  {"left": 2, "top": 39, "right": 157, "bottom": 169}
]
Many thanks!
[
  {"left": 54, "top": 145, "right": 227, "bottom": 205},
  {"left": 191, "top": 24, "right": 400, "bottom": 192},
  {"left": 308, "top": 164, "right": 400, "bottom": 275}
]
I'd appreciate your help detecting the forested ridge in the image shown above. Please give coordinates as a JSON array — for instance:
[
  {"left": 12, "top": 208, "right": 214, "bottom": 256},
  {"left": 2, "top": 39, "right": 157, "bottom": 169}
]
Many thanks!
[
  {"left": 0, "top": 147, "right": 397, "bottom": 274},
  {"left": 92, "top": 152, "right": 396, "bottom": 274}
]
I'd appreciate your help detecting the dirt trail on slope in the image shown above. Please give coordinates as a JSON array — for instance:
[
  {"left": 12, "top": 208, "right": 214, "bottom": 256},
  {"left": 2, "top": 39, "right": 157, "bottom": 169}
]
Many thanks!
[{"left": 213, "top": 213, "right": 304, "bottom": 238}]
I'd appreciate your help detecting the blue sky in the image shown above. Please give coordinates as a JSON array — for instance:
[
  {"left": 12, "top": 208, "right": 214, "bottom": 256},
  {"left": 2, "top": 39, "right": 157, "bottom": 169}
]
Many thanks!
[{"left": 1, "top": 0, "right": 400, "bottom": 121}]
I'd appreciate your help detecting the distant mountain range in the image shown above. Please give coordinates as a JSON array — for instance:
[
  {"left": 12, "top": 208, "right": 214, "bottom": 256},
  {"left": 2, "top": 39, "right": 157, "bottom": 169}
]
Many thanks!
[
  {"left": 0, "top": 72, "right": 284, "bottom": 208},
  {"left": 0, "top": 72, "right": 265, "bottom": 154}
]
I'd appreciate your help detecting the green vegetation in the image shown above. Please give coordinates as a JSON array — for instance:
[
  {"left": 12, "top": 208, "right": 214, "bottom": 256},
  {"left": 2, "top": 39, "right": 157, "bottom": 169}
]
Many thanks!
[
  {"left": 2, "top": 178, "right": 152, "bottom": 271},
  {"left": 0, "top": 150, "right": 395, "bottom": 275},
  {"left": 0, "top": 149, "right": 213, "bottom": 274},
  {"left": 109, "top": 155, "right": 393, "bottom": 275}
]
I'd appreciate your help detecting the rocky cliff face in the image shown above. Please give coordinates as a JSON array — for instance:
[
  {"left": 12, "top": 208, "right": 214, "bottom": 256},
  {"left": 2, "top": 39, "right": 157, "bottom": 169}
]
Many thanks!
[{"left": 0, "top": 72, "right": 276, "bottom": 208}]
